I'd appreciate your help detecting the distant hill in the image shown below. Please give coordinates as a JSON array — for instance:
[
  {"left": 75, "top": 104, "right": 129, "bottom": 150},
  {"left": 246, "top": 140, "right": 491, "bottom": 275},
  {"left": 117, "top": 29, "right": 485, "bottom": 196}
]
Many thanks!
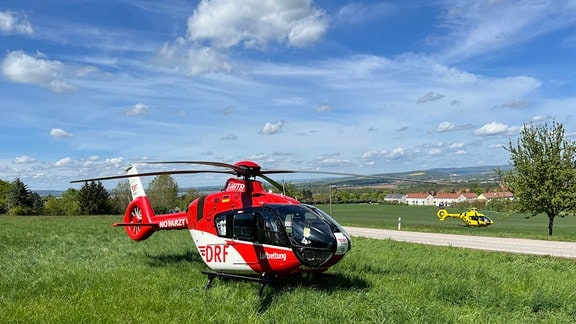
[
  {"left": 291, "top": 165, "right": 512, "bottom": 188},
  {"left": 35, "top": 190, "right": 64, "bottom": 197},
  {"left": 33, "top": 165, "right": 512, "bottom": 196}
]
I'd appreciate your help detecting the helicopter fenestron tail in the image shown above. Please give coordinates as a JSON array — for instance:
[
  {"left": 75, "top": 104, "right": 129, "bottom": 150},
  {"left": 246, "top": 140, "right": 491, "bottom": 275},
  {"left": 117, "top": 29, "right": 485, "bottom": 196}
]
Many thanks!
[{"left": 113, "top": 164, "right": 188, "bottom": 241}]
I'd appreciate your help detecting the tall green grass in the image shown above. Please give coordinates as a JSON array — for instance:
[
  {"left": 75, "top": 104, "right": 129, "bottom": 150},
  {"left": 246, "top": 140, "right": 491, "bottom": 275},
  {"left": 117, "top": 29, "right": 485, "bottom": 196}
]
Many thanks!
[{"left": 2, "top": 215, "right": 576, "bottom": 322}]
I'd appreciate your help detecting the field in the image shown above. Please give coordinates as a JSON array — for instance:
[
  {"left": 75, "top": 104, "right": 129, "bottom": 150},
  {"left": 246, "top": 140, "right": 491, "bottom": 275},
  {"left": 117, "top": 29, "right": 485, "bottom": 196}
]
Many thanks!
[
  {"left": 322, "top": 204, "right": 576, "bottom": 241},
  {"left": 2, "top": 205, "right": 576, "bottom": 323}
]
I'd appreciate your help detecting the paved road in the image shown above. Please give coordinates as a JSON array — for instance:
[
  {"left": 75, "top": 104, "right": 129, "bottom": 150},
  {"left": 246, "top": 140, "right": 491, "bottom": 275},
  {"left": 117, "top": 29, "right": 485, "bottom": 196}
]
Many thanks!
[{"left": 344, "top": 226, "right": 576, "bottom": 259}]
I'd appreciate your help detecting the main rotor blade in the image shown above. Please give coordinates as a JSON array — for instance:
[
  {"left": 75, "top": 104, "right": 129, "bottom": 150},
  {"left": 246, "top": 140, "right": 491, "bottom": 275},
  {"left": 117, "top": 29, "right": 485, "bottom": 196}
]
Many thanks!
[
  {"left": 70, "top": 170, "right": 234, "bottom": 183},
  {"left": 260, "top": 169, "right": 367, "bottom": 177},
  {"left": 262, "top": 170, "right": 450, "bottom": 185},
  {"left": 136, "top": 161, "right": 249, "bottom": 176},
  {"left": 258, "top": 174, "right": 284, "bottom": 192},
  {"left": 132, "top": 161, "right": 450, "bottom": 185}
]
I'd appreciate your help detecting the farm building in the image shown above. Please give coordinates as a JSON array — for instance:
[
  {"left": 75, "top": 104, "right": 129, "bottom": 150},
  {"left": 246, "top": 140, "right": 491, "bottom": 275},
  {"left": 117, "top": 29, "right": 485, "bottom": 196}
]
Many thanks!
[
  {"left": 477, "top": 191, "right": 514, "bottom": 201},
  {"left": 405, "top": 193, "right": 434, "bottom": 205},
  {"left": 383, "top": 191, "right": 512, "bottom": 206},
  {"left": 383, "top": 193, "right": 405, "bottom": 204}
]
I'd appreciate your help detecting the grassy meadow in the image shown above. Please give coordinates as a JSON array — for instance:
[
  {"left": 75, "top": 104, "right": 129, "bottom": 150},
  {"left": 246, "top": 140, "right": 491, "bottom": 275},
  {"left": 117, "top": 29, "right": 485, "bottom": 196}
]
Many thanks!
[
  {"left": 323, "top": 204, "right": 576, "bottom": 241},
  {"left": 2, "top": 205, "right": 576, "bottom": 323}
]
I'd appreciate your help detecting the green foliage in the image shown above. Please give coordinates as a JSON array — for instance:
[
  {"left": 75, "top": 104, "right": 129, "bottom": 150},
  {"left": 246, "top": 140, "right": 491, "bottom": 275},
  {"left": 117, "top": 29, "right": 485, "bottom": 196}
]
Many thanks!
[
  {"left": 499, "top": 121, "right": 576, "bottom": 235},
  {"left": 7, "top": 178, "right": 44, "bottom": 215},
  {"left": 178, "top": 188, "right": 202, "bottom": 210},
  {"left": 44, "top": 189, "right": 80, "bottom": 216},
  {"left": 78, "top": 181, "right": 112, "bottom": 215},
  {"left": 0, "top": 179, "right": 11, "bottom": 214},
  {"left": 109, "top": 180, "right": 131, "bottom": 214},
  {"left": 147, "top": 174, "right": 179, "bottom": 214},
  {"left": 2, "top": 216, "right": 576, "bottom": 322}
]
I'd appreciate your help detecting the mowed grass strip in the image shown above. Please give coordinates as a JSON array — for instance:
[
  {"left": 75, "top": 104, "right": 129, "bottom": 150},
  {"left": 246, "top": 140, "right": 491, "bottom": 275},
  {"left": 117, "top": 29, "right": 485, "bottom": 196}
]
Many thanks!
[{"left": 1, "top": 213, "right": 576, "bottom": 323}]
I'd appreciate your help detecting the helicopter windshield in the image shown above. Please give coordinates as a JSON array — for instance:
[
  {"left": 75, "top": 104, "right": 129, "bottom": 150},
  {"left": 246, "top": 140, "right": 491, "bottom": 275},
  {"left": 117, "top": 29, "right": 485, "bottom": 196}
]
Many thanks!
[
  {"left": 303, "top": 204, "right": 351, "bottom": 242},
  {"left": 266, "top": 204, "right": 337, "bottom": 249}
]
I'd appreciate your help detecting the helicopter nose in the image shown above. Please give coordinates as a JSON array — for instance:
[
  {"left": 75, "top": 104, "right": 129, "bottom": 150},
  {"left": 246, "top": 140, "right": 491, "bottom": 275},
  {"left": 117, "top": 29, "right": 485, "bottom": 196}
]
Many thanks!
[{"left": 335, "top": 232, "right": 350, "bottom": 255}]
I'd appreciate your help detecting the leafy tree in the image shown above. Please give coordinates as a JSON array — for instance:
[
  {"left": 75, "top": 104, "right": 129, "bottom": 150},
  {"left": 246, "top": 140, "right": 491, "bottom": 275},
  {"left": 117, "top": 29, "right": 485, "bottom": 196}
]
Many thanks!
[
  {"left": 279, "top": 181, "right": 298, "bottom": 198},
  {"left": 44, "top": 195, "right": 65, "bottom": 215},
  {"left": 0, "top": 179, "right": 11, "bottom": 214},
  {"left": 78, "top": 181, "right": 112, "bottom": 215},
  {"left": 110, "top": 180, "right": 132, "bottom": 214},
  {"left": 498, "top": 121, "right": 576, "bottom": 235},
  {"left": 44, "top": 189, "right": 80, "bottom": 216},
  {"left": 179, "top": 188, "right": 203, "bottom": 210},
  {"left": 60, "top": 188, "right": 80, "bottom": 215},
  {"left": 28, "top": 191, "right": 45, "bottom": 215},
  {"left": 147, "top": 174, "right": 178, "bottom": 213},
  {"left": 300, "top": 189, "right": 314, "bottom": 203}
]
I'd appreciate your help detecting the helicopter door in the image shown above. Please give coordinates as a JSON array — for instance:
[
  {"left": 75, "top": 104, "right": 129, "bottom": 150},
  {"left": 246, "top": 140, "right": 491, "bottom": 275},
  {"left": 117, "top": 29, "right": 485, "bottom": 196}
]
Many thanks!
[{"left": 232, "top": 213, "right": 255, "bottom": 241}]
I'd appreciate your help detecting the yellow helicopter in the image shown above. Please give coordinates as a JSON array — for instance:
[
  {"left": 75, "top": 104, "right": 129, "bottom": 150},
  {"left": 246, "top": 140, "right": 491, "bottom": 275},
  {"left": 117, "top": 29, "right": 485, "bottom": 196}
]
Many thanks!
[{"left": 436, "top": 207, "right": 493, "bottom": 227}]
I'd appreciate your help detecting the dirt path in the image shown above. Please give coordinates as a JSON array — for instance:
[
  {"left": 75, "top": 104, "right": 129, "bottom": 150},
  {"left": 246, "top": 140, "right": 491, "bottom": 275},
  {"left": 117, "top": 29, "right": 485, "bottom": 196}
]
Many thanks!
[{"left": 344, "top": 226, "right": 576, "bottom": 259}]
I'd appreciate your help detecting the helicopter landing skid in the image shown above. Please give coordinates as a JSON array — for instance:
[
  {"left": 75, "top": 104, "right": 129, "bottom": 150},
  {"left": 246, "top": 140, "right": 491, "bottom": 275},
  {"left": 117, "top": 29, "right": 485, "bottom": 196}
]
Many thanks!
[{"left": 201, "top": 271, "right": 271, "bottom": 296}]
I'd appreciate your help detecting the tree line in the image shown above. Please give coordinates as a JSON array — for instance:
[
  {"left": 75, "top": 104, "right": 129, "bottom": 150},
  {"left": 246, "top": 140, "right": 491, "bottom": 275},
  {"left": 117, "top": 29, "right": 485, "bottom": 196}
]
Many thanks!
[
  {"left": 0, "top": 175, "right": 203, "bottom": 216},
  {"left": 2, "top": 121, "right": 575, "bottom": 236}
]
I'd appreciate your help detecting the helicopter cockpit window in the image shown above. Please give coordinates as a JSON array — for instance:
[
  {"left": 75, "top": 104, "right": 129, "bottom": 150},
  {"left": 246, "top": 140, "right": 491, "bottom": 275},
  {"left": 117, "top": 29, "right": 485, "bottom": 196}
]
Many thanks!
[
  {"left": 214, "top": 208, "right": 288, "bottom": 246},
  {"left": 268, "top": 204, "right": 334, "bottom": 249},
  {"left": 254, "top": 209, "right": 288, "bottom": 246},
  {"left": 215, "top": 214, "right": 233, "bottom": 237},
  {"left": 233, "top": 213, "right": 254, "bottom": 241}
]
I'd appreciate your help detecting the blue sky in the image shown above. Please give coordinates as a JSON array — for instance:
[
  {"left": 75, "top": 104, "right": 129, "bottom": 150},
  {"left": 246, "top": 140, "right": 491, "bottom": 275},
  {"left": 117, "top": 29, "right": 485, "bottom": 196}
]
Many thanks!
[{"left": 1, "top": 0, "right": 576, "bottom": 190}]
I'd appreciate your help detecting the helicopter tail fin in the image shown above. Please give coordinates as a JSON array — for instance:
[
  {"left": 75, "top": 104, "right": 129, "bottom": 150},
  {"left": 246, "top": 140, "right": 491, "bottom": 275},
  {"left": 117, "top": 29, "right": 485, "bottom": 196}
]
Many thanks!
[
  {"left": 113, "top": 164, "right": 157, "bottom": 241},
  {"left": 127, "top": 164, "right": 147, "bottom": 199},
  {"left": 113, "top": 165, "right": 189, "bottom": 240}
]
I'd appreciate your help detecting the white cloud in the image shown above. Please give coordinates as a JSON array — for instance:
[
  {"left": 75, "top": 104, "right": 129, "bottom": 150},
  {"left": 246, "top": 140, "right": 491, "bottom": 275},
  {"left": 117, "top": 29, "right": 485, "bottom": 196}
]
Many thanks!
[
  {"left": 157, "top": 42, "right": 233, "bottom": 75},
  {"left": 14, "top": 155, "right": 35, "bottom": 164},
  {"left": 55, "top": 157, "right": 74, "bottom": 167},
  {"left": 123, "top": 103, "right": 150, "bottom": 116},
  {"left": 157, "top": 0, "right": 328, "bottom": 75},
  {"left": 0, "top": 10, "right": 33, "bottom": 35},
  {"left": 260, "top": 121, "right": 284, "bottom": 135},
  {"left": 439, "top": 1, "right": 576, "bottom": 62},
  {"left": 531, "top": 115, "right": 552, "bottom": 122},
  {"left": 1, "top": 51, "right": 75, "bottom": 92},
  {"left": 50, "top": 128, "right": 74, "bottom": 138},
  {"left": 435, "top": 121, "right": 473, "bottom": 133},
  {"left": 335, "top": 2, "right": 396, "bottom": 25},
  {"left": 187, "top": 0, "right": 328, "bottom": 49},
  {"left": 316, "top": 104, "right": 332, "bottom": 112},
  {"left": 105, "top": 157, "right": 124, "bottom": 167},
  {"left": 436, "top": 121, "right": 456, "bottom": 132},
  {"left": 428, "top": 148, "right": 442, "bottom": 155},
  {"left": 32, "top": 173, "right": 45, "bottom": 179},
  {"left": 361, "top": 147, "right": 406, "bottom": 160},
  {"left": 473, "top": 122, "right": 520, "bottom": 136}
]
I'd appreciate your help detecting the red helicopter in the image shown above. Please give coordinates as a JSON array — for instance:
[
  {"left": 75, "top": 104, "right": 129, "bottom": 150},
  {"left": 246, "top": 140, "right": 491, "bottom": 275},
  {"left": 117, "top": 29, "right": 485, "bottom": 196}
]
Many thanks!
[{"left": 72, "top": 160, "right": 354, "bottom": 294}]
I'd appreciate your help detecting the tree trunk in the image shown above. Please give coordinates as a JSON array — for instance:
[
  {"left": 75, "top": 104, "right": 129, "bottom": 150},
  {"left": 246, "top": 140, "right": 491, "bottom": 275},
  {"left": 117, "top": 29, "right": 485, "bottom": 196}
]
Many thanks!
[{"left": 547, "top": 213, "right": 555, "bottom": 236}]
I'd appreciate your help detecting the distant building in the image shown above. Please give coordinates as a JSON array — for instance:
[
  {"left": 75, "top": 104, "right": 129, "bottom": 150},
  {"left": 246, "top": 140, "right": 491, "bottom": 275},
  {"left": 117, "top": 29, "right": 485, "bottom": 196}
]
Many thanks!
[
  {"left": 382, "top": 190, "right": 511, "bottom": 207},
  {"left": 384, "top": 193, "right": 405, "bottom": 204},
  {"left": 433, "top": 192, "right": 460, "bottom": 207},
  {"left": 477, "top": 191, "right": 514, "bottom": 201},
  {"left": 405, "top": 192, "right": 433, "bottom": 206}
]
